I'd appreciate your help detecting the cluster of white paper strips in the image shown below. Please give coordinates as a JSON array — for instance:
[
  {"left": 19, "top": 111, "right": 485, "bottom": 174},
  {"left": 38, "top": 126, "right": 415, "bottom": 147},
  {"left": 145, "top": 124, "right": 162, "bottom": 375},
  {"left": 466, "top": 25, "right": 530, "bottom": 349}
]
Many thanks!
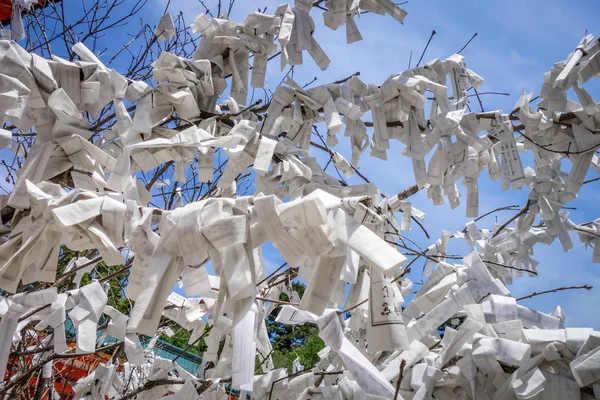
[{"left": 0, "top": 0, "right": 600, "bottom": 398}]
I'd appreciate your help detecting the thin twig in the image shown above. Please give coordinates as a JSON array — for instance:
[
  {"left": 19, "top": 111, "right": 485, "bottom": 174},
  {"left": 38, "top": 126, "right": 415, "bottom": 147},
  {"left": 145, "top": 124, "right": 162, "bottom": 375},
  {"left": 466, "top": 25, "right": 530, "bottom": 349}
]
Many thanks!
[
  {"left": 516, "top": 285, "right": 592, "bottom": 301},
  {"left": 219, "top": 99, "right": 263, "bottom": 120},
  {"left": 0, "top": 342, "right": 121, "bottom": 398},
  {"left": 18, "top": 304, "right": 51, "bottom": 323},
  {"left": 119, "top": 379, "right": 186, "bottom": 400},
  {"left": 98, "top": 258, "right": 135, "bottom": 283},
  {"left": 467, "top": 205, "right": 520, "bottom": 228},
  {"left": 53, "top": 255, "right": 103, "bottom": 284},
  {"left": 268, "top": 369, "right": 343, "bottom": 400},
  {"left": 457, "top": 33, "right": 477, "bottom": 54},
  {"left": 393, "top": 359, "right": 406, "bottom": 400},
  {"left": 483, "top": 260, "right": 538, "bottom": 276},
  {"left": 392, "top": 261, "right": 420, "bottom": 283},
  {"left": 584, "top": 176, "right": 600, "bottom": 185},
  {"left": 146, "top": 161, "right": 174, "bottom": 190},
  {"left": 416, "top": 30, "right": 436, "bottom": 67},
  {"left": 337, "top": 298, "right": 368, "bottom": 315},
  {"left": 472, "top": 87, "right": 485, "bottom": 112},
  {"left": 256, "top": 348, "right": 274, "bottom": 372},
  {"left": 257, "top": 262, "right": 288, "bottom": 286},
  {"left": 172, "top": 325, "right": 212, "bottom": 363},
  {"left": 492, "top": 200, "right": 531, "bottom": 238},
  {"left": 256, "top": 297, "right": 299, "bottom": 306},
  {"left": 333, "top": 71, "right": 360, "bottom": 85}
]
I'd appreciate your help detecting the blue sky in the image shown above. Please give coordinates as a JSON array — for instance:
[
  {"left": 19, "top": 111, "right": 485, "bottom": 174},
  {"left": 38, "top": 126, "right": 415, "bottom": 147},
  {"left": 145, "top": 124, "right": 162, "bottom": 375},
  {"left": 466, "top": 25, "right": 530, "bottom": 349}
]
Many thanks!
[
  {"left": 4, "top": 0, "right": 600, "bottom": 328},
  {"left": 152, "top": 0, "right": 600, "bottom": 328},
  {"left": 206, "top": 0, "right": 600, "bottom": 328}
]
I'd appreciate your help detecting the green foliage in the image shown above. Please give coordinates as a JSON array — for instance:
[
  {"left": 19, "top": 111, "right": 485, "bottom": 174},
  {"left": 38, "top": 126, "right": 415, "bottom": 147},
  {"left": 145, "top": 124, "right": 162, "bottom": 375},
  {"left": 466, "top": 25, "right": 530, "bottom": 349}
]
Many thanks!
[
  {"left": 265, "top": 281, "right": 325, "bottom": 372},
  {"left": 80, "top": 261, "right": 131, "bottom": 314},
  {"left": 158, "top": 323, "right": 210, "bottom": 355},
  {"left": 158, "top": 329, "right": 205, "bottom": 355},
  {"left": 56, "top": 249, "right": 322, "bottom": 372},
  {"left": 159, "top": 329, "right": 194, "bottom": 353},
  {"left": 270, "top": 334, "right": 324, "bottom": 373},
  {"left": 57, "top": 246, "right": 78, "bottom": 272},
  {"left": 291, "top": 281, "right": 306, "bottom": 298}
]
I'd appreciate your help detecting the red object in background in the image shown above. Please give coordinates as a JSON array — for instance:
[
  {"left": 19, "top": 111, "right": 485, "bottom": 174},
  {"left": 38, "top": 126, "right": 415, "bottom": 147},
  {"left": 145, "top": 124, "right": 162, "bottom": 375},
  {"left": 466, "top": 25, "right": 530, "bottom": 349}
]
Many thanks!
[
  {"left": 0, "top": 0, "right": 13, "bottom": 23},
  {"left": 4, "top": 341, "right": 114, "bottom": 400},
  {"left": 0, "top": 0, "right": 48, "bottom": 24}
]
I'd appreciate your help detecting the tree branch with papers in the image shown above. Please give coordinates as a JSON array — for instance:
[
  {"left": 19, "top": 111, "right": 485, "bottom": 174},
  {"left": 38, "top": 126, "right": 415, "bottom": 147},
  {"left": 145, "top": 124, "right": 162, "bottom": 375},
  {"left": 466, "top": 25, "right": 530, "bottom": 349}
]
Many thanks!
[{"left": 0, "top": 0, "right": 600, "bottom": 399}]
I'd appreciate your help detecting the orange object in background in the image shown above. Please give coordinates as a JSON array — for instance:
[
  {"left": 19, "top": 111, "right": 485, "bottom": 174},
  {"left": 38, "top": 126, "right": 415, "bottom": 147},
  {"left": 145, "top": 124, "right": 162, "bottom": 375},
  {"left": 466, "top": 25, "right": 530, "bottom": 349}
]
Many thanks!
[{"left": 5, "top": 341, "right": 115, "bottom": 400}]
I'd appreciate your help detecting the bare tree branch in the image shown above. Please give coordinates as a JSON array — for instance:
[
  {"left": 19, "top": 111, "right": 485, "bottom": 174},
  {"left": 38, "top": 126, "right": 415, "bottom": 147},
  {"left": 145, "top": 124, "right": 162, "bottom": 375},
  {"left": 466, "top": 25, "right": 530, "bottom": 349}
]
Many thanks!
[{"left": 517, "top": 285, "right": 593, "bottom": 301}]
